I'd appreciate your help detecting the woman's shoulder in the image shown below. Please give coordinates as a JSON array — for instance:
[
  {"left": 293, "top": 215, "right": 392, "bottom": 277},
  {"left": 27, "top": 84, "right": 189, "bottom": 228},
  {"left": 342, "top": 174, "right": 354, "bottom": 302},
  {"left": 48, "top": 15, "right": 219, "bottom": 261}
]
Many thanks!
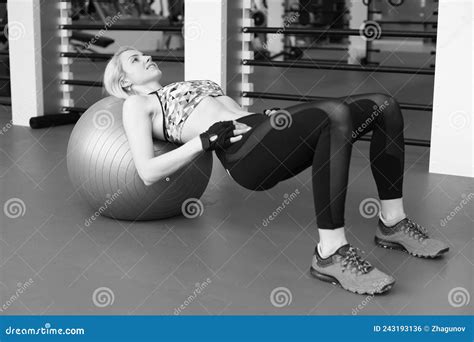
[
  {"left": 123, "top": 94, "right": 149, "bottom": 108},
  {"left": 123, "top": 95, "right": 155, "bottom": 118}
]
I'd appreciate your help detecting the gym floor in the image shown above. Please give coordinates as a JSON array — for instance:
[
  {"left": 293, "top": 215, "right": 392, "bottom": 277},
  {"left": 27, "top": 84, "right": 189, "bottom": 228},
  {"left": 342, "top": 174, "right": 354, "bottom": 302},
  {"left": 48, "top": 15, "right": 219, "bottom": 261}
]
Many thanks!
[{"left": 0, "top": 50, "right": 472, "bottom": 315}]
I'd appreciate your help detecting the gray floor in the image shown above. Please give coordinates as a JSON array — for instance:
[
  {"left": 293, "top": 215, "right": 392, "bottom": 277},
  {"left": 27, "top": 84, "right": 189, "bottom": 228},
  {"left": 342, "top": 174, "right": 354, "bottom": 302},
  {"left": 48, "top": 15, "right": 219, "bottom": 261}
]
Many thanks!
[{"left": 0, "top": 55, "right": 472, "bottom": 316}]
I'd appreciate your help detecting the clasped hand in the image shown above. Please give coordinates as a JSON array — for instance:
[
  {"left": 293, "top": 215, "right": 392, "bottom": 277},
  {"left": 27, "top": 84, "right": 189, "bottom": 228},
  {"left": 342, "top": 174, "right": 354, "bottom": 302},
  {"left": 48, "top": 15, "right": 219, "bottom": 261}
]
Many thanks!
[{"left": 200, "top": 120, "right": 252, "bottom": 151}]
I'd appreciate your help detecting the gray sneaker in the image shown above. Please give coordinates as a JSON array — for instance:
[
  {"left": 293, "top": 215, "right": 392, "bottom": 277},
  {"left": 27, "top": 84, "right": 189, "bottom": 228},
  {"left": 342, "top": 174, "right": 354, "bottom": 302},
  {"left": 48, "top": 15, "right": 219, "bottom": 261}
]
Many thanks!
[
  {"left": 375, "top": 217, "right": 449, "bottom": 258},
  {"left": 310, "top": 244, "right": 395, "bottom": 295}
]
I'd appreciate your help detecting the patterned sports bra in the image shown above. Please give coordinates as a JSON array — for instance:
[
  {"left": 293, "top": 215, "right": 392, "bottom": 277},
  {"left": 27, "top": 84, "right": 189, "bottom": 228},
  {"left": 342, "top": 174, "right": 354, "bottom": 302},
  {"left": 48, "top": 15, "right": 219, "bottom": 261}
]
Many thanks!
[{"left": 149, "top": 80, "right": 224, "bottom": 144}]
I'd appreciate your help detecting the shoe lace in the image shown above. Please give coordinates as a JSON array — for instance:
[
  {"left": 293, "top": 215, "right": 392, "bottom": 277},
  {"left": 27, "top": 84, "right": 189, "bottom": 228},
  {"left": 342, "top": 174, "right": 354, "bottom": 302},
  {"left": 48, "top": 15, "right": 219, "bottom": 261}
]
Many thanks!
[
  {"left": 341, "top": 246, "right": 373, "bottom": 274},
  {"left": 403, "top": 218, "right": 429, "bottom": 241}
]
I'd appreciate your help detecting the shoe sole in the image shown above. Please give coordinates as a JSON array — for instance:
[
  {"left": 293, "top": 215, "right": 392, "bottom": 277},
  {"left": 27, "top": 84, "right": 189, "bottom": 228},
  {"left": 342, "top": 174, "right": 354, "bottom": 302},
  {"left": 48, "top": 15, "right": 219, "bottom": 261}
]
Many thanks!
[
  {"left": 374, "top": 236, "right": 449, "bottom": 258},
  {"left": 309, "top": 266, "right": 394, "bottom": 295}
]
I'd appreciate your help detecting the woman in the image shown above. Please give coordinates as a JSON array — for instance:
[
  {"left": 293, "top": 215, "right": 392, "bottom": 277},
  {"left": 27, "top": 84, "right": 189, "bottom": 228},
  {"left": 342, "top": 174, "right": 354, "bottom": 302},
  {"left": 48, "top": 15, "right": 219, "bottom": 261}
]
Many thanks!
[{"left": 103, "top": 46, "right": 449, "bottom": 295}]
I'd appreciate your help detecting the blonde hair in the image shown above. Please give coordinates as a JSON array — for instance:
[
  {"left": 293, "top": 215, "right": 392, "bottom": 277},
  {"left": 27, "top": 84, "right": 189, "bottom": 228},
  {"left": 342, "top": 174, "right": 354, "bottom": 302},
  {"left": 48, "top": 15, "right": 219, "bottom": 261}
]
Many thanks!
[{"left": 103, "top": 45, "right": 137, "bottom": 99}]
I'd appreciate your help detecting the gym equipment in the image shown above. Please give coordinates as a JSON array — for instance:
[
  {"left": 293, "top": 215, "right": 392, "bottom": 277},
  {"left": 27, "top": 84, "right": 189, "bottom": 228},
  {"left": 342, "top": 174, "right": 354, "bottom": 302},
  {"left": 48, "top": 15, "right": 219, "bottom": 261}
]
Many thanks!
[
  {"left": 70, "top": 30, "right": 115, "bottom": 54},
  {"left": 71, "top": 31, "right": 114, "bottom": 48},
  {"left": 241, "top": 5, "right": 437, "bottom": 148},
  {"left": 265, "top": 46, "right": 303, "bottom": 60},
  {"left": 252, "top": 10, "right": 266, "bottom": 26},
  {"left": 66, "top": 96, "right": 213, "bottom": 221},
  {"left": 243, "top": 27, "right": 437, "bottom": 39},
  {"left": 287, "top": 46, "right": 303, "bottom": 59},
  {"left": 388, "top": 0, "right": 404, "bottom": 7},
  {"left": 253, "top": 49, "right": 270, "bottom": 61},
  {"left": 26, "top": 12, "right": 185, "bottom": 129}
]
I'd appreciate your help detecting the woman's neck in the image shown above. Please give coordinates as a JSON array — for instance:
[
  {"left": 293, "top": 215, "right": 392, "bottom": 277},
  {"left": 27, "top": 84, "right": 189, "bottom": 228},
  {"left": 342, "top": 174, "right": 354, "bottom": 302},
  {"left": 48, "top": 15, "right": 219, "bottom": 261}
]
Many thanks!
[{"left": 133, "top": 81, "right": 162, "bottom": 95}]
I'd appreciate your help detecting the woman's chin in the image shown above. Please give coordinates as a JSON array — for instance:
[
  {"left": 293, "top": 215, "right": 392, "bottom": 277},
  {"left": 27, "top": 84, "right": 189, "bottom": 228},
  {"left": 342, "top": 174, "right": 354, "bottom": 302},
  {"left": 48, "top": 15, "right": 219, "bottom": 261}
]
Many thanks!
[
  {"left": 144, "top": 71, "right": 161, "bottom": 82},
  {"left": 151, "top": 69, "right": 162, "bottom": 79}
]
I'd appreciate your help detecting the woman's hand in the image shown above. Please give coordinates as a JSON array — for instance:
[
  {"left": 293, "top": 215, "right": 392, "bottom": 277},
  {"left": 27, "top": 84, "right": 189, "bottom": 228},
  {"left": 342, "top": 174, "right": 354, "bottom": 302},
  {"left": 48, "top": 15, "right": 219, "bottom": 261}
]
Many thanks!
[
  {"left": 200, "top": 120, "right": 252, "bottom": 151},
  {"left": 231, "top": 120, "right": 252, "bottom": 141}
]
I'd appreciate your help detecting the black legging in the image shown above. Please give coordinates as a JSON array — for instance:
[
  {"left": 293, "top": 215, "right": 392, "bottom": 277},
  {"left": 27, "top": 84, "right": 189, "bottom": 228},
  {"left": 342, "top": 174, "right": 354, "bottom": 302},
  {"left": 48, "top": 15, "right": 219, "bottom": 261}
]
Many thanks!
[{"left": 215, "top": 93, "right": 405, "bottom": 229}]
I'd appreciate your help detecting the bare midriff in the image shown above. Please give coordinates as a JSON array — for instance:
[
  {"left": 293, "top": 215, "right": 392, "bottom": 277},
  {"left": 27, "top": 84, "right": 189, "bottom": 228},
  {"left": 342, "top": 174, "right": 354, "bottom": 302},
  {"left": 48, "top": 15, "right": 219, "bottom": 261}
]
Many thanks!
[{"left": 151, "top": 95, "right": 253, "bottom": 143}]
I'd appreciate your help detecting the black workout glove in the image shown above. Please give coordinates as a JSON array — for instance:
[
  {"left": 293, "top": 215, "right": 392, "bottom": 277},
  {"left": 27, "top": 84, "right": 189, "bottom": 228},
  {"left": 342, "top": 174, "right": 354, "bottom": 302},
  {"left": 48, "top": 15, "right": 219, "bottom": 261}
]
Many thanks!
[{"left": 199, "top": 121, "right": 236, "bottom": 152}]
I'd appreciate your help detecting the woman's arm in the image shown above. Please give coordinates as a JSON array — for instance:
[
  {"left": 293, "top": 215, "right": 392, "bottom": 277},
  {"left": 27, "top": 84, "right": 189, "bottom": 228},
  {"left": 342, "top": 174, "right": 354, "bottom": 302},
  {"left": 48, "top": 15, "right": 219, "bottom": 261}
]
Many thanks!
[{"left": 122, "top": 95, "right": 204, "bottom": 186}]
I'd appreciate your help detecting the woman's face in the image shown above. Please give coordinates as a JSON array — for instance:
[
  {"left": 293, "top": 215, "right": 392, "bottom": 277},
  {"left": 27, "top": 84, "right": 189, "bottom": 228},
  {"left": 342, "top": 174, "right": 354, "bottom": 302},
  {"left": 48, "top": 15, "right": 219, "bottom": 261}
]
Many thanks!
[{"left": 119, "top": 49, "right": 162, "bottom": 88}]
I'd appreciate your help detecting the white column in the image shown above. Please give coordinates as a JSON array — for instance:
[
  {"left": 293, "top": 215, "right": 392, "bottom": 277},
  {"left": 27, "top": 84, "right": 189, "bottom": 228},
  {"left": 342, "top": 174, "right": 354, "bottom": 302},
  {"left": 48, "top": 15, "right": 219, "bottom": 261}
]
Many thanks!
[
  {"left": 8, "top": 0, "right": 44, "bottom": 126},
  {"left": 184, "top": 0, "right": 227, "bottom": 92},
  {"left": 266, "top": 0, "right": 284, "bottom": 60},
  {"left": 429, "top": 0, "right": 473, "bottom": 178},
  {"left": 8, "top": 0, "right": 62, "bottom": 127},
  {"left": 347, "top": 0, "right": 368, "bottom": 64}
]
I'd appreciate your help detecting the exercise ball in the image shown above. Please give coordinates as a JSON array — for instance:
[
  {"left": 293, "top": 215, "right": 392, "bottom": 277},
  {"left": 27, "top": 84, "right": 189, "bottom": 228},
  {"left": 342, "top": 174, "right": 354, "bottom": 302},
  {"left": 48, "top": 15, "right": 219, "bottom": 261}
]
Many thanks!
[{"left": 67, "top": 96, "right": 213, "bottom": 221}]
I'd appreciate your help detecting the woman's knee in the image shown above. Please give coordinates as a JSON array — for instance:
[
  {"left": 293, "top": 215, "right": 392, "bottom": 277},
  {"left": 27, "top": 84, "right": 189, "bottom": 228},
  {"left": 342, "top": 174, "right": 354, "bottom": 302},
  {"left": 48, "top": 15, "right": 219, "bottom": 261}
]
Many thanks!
[
  {"left": 371, "top": 93, "right": 404, "bottom": 128},
  {"left": 371, "top": 93, "right": 400, "bottom": 114},
  {"left": 370, "top": 93, "right": 393, "bottom": 106},
  {"left": 315, "top": 100, "right": 353, "bottom": 136}
]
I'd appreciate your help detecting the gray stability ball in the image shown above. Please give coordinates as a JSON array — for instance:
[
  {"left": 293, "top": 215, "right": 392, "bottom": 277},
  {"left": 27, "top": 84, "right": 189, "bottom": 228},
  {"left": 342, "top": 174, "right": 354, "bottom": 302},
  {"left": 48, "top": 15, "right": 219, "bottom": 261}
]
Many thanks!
[{"left": 66, "top": 96, "right": 213, "bottom": 221}]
